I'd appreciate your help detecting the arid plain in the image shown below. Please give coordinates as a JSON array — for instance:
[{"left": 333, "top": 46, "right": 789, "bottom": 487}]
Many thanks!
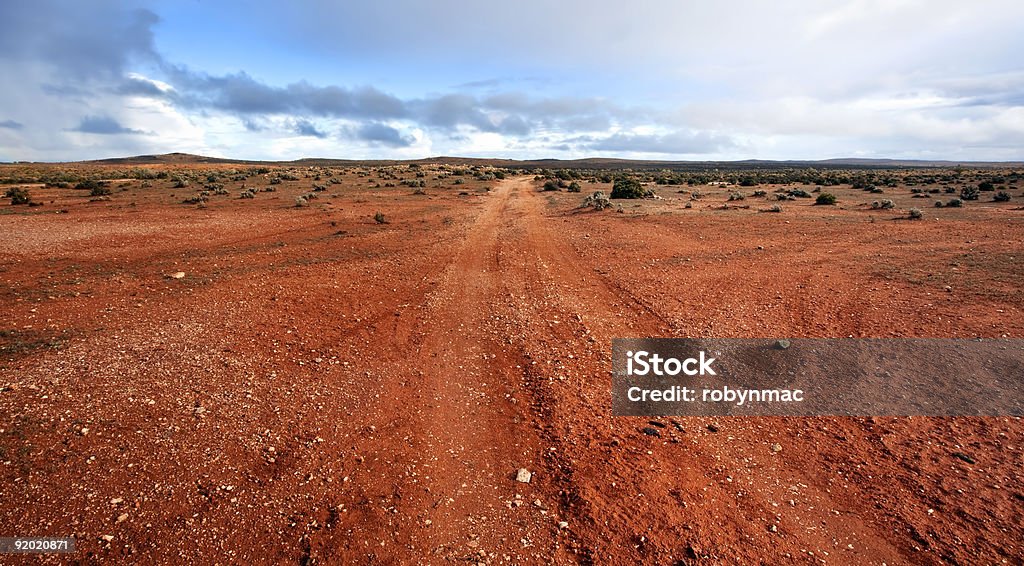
[{"left": 2, "top": 158, "right": 1022, "bottom": 564}]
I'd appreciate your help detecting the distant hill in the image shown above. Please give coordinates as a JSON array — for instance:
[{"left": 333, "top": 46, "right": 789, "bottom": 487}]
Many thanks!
[{"left": 52, "top": 153, "right": 1024, "bottom": 170}]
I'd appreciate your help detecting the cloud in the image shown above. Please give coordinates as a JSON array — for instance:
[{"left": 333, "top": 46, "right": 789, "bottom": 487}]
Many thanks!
[
  {"left": 344, "top": 123, "right": 415, "bottom": 147},
  {"left": 293, "top": 119, "right": 327, "bottom": 138},
  {"left": 2, "top": 1, "right": 1024, "bottom": 160},
  {"left": 72, "top": 115, "right": 147, "bottom": 135},
  {"left": 0, "top": 1, "right": 159, "bottom": 81},
  {"left": 584, "top": 130, "right": 736, "bottom": 155}
]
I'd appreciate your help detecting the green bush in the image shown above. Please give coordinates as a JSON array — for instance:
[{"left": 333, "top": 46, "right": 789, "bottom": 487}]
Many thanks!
[
  {"left": 960, "top": 186, "right": 979, "bottom": 200},
  {"left": 74, "top": 179, "right": 100, "bottom": 192},
  {"left": 90, "top": 184, "right": 112, "bottom": 197},
  {"left": 374, "top": 211, "right": 387, "bottom": 224},
  {"left": 5, "top": 187, "right": 31, "bottom": 205},
  {"left": 610, "top": 177, "right": 652, "bottom": 199},
  {"left": 567, "top": 181, "right": 582, "bottom": 193},
  {"left": 815, "top": 192, "right": 837, "bottom": 205},
  {"left": 908, "top": 207, "right": 923, "bottom": 219},
  {"left": 994, "top": 191, "right": 1011, "bottom": 202},
  {"left": 946, "top": 198, "right": 963, "bottom": 208},
  {"left": 542, "top": 180, "right": 560, "bottom": 192}
]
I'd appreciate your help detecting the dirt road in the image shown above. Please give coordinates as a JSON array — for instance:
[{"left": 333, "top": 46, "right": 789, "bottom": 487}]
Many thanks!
[{"left": 2, "top": 174, "right": 1022, "bottom": 564}]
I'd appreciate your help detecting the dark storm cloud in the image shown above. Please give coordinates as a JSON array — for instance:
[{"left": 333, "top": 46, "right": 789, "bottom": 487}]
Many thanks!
[
  {"left": 165, "top": 67, "right": 409, "bottom": 120},
  {"left": 0, "top": 1, "right": 159, "bottom": 81},
  {"left": 293, "top": 119, "right": 327, "bottom": 138},
  {"left": 343, "top": 123, "right": 415, "bottom": 148},
  {"left": 0, "top": 120, "right": 24, "bottom": 130},
  {"left": 72, "top": 116, "right": 146, "bottom": 135}
]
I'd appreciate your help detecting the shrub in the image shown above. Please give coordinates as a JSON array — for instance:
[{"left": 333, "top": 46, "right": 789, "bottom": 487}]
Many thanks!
[
  {"left": 239, "top": 189, "right": 256, "bottom": 199},
  {"left": 172, "top": 177, "right": 189, "bottom": 189},
  {"left": 946, "top": 198, "right": 963, "bottom": 208},
  {"left": 567, "top": 181, "right": 582, "bottom": 193},
  {"left": 74, "top": 179, "right": 101, "bottom": 192},
  {"left": 978, "top": 181, "right": 995, "bottom": 191},
  {"left": 788, "top": 188, "right": 812, "bottom": 198},
  {"left": 934, "top": 200, "right": 944, "bottom": 208},
  {"left": 752, "top": 190, "right": 767, "bottom": 197},
  {"left": 543, "top": 180, "right": 560, "bottom": 192},
  {"left": 908, "top": 207, "right": 923, "bottom": 219},
  {"left": 581, "top": 191, "right": 612, "bottom": 210},
  {"left": 412, "top": 187, "right": 427, "bottom": 195},
  {"left": 994, "top": 191, "right": 1011, "bottom": 202},
  {"left": 610, "top": 177, "right": 652, "bottom": 199},
  {"left": 961, "top": 186, "right": 980, "bottom": 200},
  {"left": 728, "top": 192, "right": 745, "bottom": 201},
  {"left": 872, "top": 199, "right": 895, "bottom": 209},
  {"left": 5, "top": 187, "right": 31, "bottom": 205},
  {"left": 945, "top": 187, "right": 956, "bottom": 193},
  {"left": 815, "top": 192, "right": 837, "bottom": 205},
  {"left": 90, "top": 184, "right": 112, "bottom": 197},
  {"left": 294, "top": 195, "right": 308, "bottom": 207},
  {"left": 766, "top": 204, "right": 783, "bottom": 213},
  {"left": 374, "top": 211, "right": 387, "bottom": 224}
]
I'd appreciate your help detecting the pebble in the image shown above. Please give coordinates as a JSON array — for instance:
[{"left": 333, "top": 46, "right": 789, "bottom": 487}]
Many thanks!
[
  {"left": 774, "top": 339, "right": 791, "bottom": 350},
  {"left": 515, "top": 468, "right": 532, "bottom": 483},
  {"left": 770, "top": 443, "right": 783, "bottom": 453},
  {"left": 167, "top": 272, "right": 186, "bottom": 279},
  {"left": 641, "top": 427, "right": 661, "bottom": 437}
]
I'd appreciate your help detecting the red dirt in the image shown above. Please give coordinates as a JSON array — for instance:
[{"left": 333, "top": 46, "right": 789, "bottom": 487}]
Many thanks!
[{"left": 1, "top": 170, "right": 1023, "bottom": 564}]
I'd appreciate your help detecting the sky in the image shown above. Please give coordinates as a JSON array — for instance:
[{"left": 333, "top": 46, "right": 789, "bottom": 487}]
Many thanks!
[{"left": 1, "top": 0, "right": 1023, "bottom": 162}]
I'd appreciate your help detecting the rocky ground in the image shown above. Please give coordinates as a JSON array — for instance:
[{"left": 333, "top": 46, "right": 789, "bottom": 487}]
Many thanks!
[{"left": 1, "top": 168, "right": 1022, "bottom": 564}]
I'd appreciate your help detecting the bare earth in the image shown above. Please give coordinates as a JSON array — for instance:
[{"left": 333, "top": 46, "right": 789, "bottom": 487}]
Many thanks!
[{"left": 1, "top": 171, "right": 1023, "bottom": 564}]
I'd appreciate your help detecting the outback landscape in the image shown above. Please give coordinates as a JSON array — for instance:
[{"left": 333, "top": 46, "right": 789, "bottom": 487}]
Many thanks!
[{"left": 1, "top": 155, "right": 1022, "bottom": 564}]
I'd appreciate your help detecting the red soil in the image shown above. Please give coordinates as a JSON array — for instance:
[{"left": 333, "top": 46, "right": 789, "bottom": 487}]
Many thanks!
[{"left": 1, "top": 171, "right": 1022, "bottom": 564}]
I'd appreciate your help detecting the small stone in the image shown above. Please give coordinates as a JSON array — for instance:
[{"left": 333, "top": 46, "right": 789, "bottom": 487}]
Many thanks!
[
  {"left": 558, "top": 521, "right": 568, "bottom": 529},
  {"left": 774, "top": 339, "right": 791, "bottom": 350},
  {"left": 116, "top": 513, "right": 129, "bottom": 523},
  {"left": 80, "top": 427, "right": 89, "bottom": 436},
  {"left": 167, "top": 271, "right": 186, "bottom": 279},
  {"left": 770, "top": 443, "right": 783, "bottom": 453},
  {"left": 641, "top": 427, "right": 661, "bottom": 437},
  {"left": 706, "top": 424, "right": 719, "bottom": 433},
  {"left": 951, "top": 451, "right": 975, "bottom": 465},
  {"left": 110, "top": 498, "right": 123, "bottom": 505},
  {"left": 769, "top": 524, "right": 778, "bottom": 533},
  {"left": 100, "top": 535, "right": 114, "bottom": 542},
  {"left": 515, "top": 468, "right": 532, "bottom": 483}
]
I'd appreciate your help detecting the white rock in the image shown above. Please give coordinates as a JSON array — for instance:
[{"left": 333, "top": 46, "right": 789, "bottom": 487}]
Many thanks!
[{"left": 515, "top": 468, "right": 532, "bottom": 483}]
